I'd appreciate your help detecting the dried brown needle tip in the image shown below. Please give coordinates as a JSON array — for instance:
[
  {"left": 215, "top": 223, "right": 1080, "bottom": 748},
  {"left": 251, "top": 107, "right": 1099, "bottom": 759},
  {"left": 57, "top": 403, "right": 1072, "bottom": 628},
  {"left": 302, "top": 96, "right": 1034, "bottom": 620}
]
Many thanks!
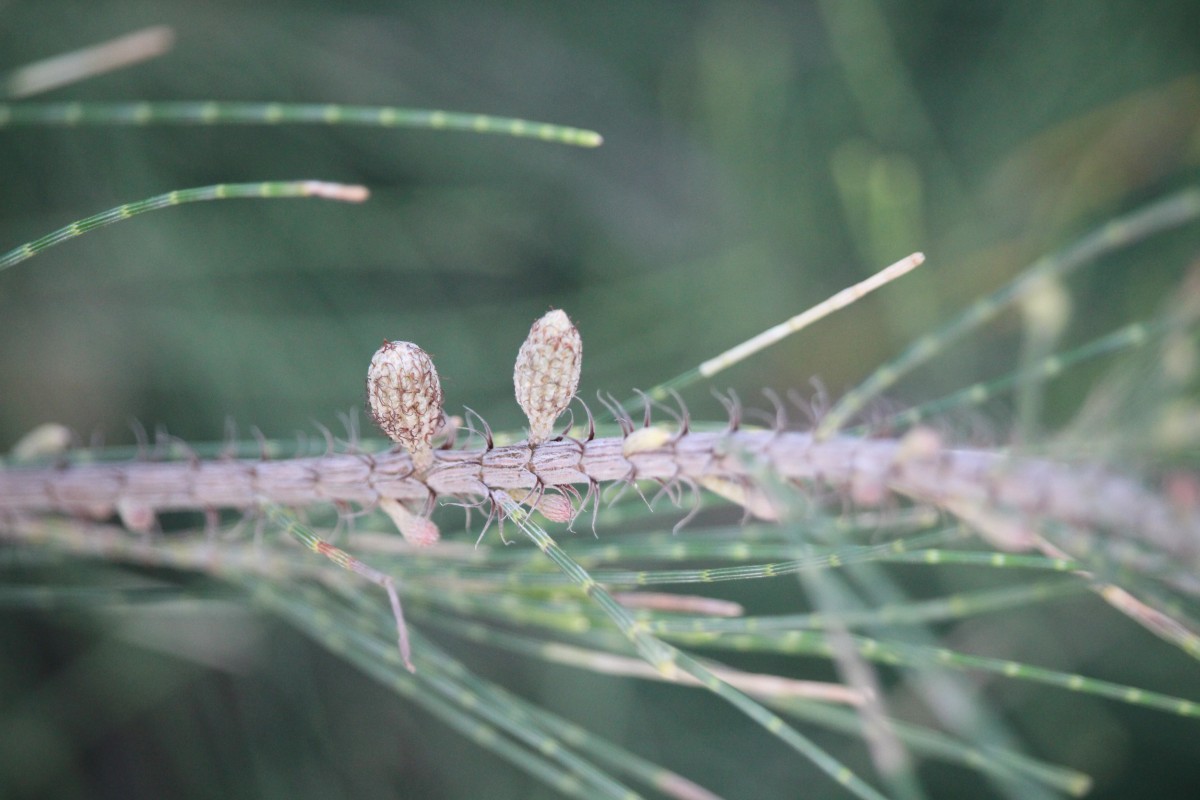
[
  {"left": 514, "top": 309, "right": 582, "bottom": 444},
  {"left": 367, "top": 340, "right": 444, "bottom": 471}
]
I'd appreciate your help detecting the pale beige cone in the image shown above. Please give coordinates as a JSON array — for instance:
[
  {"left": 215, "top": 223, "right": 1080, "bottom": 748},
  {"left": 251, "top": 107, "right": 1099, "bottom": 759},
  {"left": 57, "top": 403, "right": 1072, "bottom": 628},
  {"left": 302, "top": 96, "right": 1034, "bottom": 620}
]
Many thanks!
[
  {"left": 367, "top": 340, "right": 443, "bottom": 471},
  {"left": 514, "top": 309, "right": 582, "bottom": 444}
]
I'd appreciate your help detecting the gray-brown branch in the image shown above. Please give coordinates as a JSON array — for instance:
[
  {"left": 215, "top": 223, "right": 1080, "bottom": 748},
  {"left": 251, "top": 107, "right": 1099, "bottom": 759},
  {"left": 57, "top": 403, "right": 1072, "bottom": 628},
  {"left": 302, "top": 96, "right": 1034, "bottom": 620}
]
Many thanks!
[{"left": 1, "top": 430, "right": 1195, "bottom": 566}]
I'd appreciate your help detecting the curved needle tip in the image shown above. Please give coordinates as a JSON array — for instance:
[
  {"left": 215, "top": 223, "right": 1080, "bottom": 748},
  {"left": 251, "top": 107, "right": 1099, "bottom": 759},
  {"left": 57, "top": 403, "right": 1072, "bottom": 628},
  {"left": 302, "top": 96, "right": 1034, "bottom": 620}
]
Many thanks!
[{"left": 301, "top": 181, "right": 370, "bottom": 202}]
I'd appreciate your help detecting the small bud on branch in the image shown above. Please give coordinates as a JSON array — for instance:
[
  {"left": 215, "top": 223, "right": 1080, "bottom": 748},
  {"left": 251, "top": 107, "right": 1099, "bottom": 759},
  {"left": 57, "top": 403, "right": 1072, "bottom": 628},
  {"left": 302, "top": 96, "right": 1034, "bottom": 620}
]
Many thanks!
[
  {"left": 514, "top": 309, "right": 582, "bottom": 444},
  {"left": 367, "top": 341, "right": 444, "bottom": 471},
  {"left": 378, "top": 498, "right": 441, "bottom": 546}
]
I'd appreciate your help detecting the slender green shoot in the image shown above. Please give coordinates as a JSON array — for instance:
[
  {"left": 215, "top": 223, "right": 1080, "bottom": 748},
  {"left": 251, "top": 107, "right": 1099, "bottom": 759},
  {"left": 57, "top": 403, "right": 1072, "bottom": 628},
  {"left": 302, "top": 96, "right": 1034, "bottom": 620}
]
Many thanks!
[
  {"left": 424, "top": 611, "right": 1091, "bottom": 796},
  {"left": 494, "top": 492, "right": 890, "bottom": 800},
  {"left": 819, "top": 186, "right": 1200, "bottom": 435},
  {"left": 0, "top": 101, "right": 604, "bottom": 147},
  {"left": 772, "top": 698, "right": 1091, "bottom": 797},
  {"left": 373, "top": 533, "right": 1074, "bottom": 592},
  {"left": 671, "top": 622, "right": 1200, "bottom": 720},
  {"left": 864, "top": 314, "right": 1188, "bottom": 434},
  {"left": 0, "top": 180, "right": 368, "bottom": 274},
  {"left": 648, "top": 579, "right": 1087, "bottom": 635},
  {"left": 634, "top": 251, "right": 925, "bottom": 408},
  {"left": 364, "top": 525, "right": 956, "bottom": 589},
  {"left": 320, "top": 577, "right": 720, "bottom": 800},
  {"left": 260, "top": 502, "right": 414, "bottom": 672},
  {"left": 255, "top": 581, "right": 641, "bottom": 800},
  {"left": 410, "top": 626, "right": 723, "bottom": 800}
]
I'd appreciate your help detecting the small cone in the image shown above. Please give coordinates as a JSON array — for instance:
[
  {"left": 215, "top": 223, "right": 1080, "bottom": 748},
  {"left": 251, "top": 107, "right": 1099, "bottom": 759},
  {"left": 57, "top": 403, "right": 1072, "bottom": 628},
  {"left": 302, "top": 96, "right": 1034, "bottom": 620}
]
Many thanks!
[
  {"left": 367, "top": 340, "right": 444, "bottom": 471},
  {"left": 514, "top": 309, "right": 582, "bottom": 443}
]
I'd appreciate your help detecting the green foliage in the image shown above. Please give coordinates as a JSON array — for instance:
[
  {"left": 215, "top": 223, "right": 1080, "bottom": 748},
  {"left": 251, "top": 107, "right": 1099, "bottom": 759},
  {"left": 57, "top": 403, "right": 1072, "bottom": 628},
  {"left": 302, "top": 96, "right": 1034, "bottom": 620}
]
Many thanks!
[{"left": 3, "top": 3, "right": 1200, "bottom": 799}]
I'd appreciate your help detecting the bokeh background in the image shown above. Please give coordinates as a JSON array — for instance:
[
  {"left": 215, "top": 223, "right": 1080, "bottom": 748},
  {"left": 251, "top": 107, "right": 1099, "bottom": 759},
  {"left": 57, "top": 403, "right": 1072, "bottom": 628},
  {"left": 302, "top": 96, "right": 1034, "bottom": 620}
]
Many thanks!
[{"left": 2, "top": 1, "right": 1200, "bottom": 798}]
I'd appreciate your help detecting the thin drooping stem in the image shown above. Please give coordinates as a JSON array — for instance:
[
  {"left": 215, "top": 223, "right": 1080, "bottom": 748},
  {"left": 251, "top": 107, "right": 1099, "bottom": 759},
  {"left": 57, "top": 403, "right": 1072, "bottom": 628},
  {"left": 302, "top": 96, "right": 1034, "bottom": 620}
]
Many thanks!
[
  {"left": 0, "top": 181, "right": 368, "bottom": 274},
  {"left": 260, "top": 502, "right": 415, "bottom": 672},
  {"left": 0, "top": 101, "right": 603, "bottom": 147}
]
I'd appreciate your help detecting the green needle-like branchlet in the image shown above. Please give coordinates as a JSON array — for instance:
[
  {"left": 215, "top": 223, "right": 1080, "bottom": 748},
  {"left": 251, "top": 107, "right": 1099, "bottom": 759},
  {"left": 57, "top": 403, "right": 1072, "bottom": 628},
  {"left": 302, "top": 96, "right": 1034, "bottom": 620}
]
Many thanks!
[
  {"left": 0, "top": 180, "right": 368, "bottom": 274},
  {"left": 820, "top": 187, "right": 1200, "bottom": 434},
  {"left": 495, "top": 493, "right": 892, "bottom": 800},
  {"left": 0, "top": 101, "right": 603, "bottom": 146}
]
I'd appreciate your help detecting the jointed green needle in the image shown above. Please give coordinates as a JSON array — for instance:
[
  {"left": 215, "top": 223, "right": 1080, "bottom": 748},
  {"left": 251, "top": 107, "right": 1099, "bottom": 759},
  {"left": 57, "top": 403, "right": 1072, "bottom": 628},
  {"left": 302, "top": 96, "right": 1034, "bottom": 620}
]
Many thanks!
[
  {"left": 0, "top": 180, "right": 369, "bottom": 274},
  {"left": 0, "top": 100, "right": 604, "bottom": 147}
]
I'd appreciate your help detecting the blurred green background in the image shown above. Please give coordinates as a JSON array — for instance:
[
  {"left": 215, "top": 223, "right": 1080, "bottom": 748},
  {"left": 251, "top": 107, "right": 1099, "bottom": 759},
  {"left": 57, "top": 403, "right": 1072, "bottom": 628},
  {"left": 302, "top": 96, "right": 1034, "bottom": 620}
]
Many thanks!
[{"left": 2, "top": 1, "right": 1200, "bottom": 798}]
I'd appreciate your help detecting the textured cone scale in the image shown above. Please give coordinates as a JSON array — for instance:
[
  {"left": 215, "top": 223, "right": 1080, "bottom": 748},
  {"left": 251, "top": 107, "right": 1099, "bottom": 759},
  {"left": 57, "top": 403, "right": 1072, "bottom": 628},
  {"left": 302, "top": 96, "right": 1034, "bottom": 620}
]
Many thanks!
[
  {"left": 367, "top": 341, "right": 444, "bottom": 471},
  {"left": 514, "top": 309, "right": 582, "bottom": 443}
]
